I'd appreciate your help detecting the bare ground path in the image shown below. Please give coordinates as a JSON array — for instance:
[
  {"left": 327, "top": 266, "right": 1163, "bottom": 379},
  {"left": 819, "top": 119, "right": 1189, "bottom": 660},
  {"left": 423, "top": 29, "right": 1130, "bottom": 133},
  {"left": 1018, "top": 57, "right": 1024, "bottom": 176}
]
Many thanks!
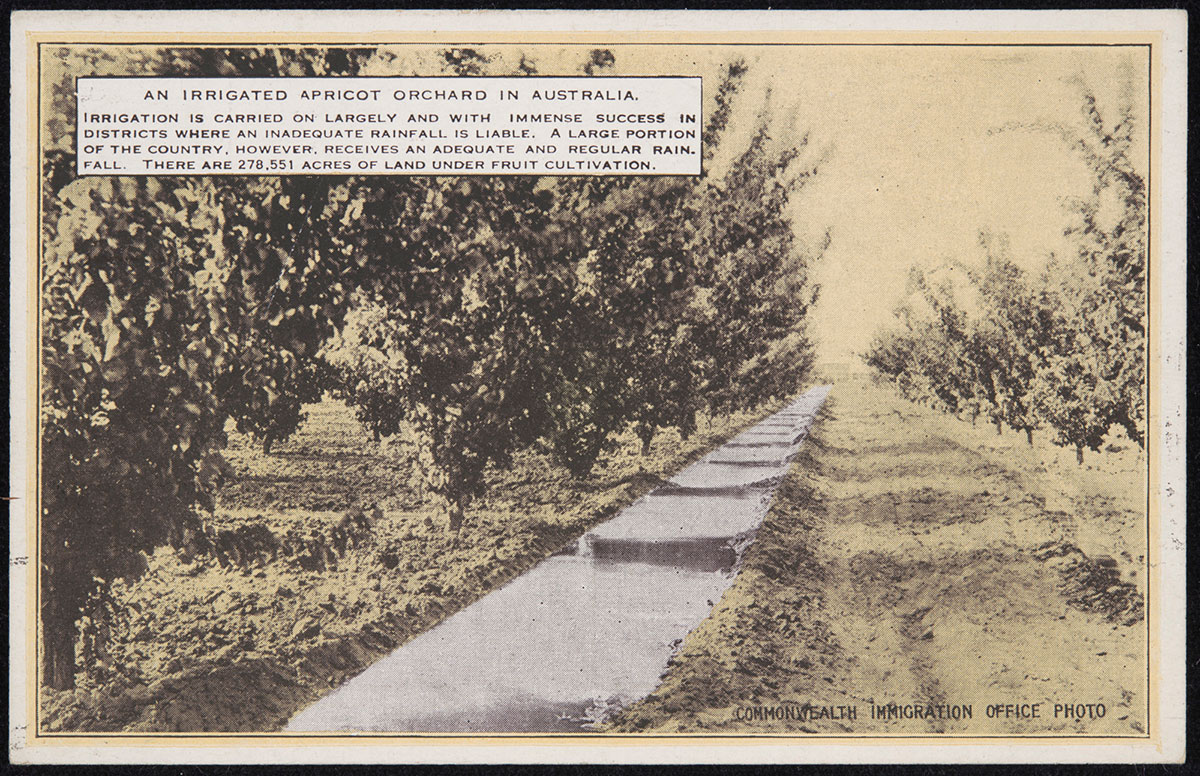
[{"left": 607, "top": 377, "right": 1147, "bottom": 736}]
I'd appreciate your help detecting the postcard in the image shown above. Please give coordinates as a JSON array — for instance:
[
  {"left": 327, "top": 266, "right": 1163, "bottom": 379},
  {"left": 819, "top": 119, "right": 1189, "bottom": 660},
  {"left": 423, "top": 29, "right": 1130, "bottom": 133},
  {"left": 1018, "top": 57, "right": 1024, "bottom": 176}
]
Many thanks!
[{"left": 8, "top": 9, "right": 1187, "bottom": 764}]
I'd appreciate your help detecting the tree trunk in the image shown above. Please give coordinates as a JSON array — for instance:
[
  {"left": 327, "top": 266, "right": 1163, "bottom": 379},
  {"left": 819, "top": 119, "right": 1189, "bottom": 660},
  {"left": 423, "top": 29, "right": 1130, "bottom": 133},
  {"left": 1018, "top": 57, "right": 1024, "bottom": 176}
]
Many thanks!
[
  {"left": 447, "top": 502, "right": 463, "bottom": 532},
  {"left": 995, "top": 418, "right": 1003, "bottom": 436},
  {"left": 567, "top": 448, "right": 601, "bottom": 480},
  {"left": 262, "top": 434, "right": 274, "bottom": 455},
  {"left": 1025, "top": 428, "right": 1033, "bottom": 446},
  {"left": 1076, "top": 444, "right": 1084, "bottom": 465},
  {"left": 971, "top": 408, "right": 979, "bottom": 427},
  {"left": 41, "top": 615, "right": 76, "bottom": 691},
  {"left": 373, "top": 428, "right": 381, "bottom": 444},
  {"left": 636, "top": 423, "right": 654, "bottom": 456}
]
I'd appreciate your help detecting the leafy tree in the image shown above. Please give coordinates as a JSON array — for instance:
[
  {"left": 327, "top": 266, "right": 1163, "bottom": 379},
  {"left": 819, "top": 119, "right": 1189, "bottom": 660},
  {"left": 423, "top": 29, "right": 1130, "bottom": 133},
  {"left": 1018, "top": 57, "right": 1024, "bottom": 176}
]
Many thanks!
[
  {"left": 230, "top": 359, "right": 332, "bottom": 454},
  {"left": 971, "top": 234, "right": 1048, "bottom": 444},
  {"left": 38, "top": 43, "right": 828, "bottom": 695},
  {"left": 1029, "top": 256, "right": 1128, "bottom": 463},
  {"left": 866, "top": 261, "right": 1017, "bottom": 434},
  {"left": 1026, "top": 78, "right": 1147, "bottom": 451},
  {"left": 331, "top": 172, "right": 568, "bottom": 526},
  {"left": 694, "top": 118, "right": 824, "bottom": 415},
  {"left": 541, "top": 66, "right": 747, "bottom": 464},
  {"left": 331, "top": 56, "right": 825, "bottom": 496},
  {"left": 38, "top": 47, "right": 367, "bottom": 690},
  {"left": 323, "top": 302, "right": 410, "bottom": 443},
  {"left": 42, "top": 177, "right": 231, "bottom": 689},
  {"left": 868, "top": 75, "right": 1146, "bottom": 467},
  {"left": 863, "top": 328, "right": 921, "bottom": 397},
  {"left": 913, "top": 267, "right": 997, "bottom": 425},
  {"left": 539, "top": 74, "right": 825, "bottom": 473}
]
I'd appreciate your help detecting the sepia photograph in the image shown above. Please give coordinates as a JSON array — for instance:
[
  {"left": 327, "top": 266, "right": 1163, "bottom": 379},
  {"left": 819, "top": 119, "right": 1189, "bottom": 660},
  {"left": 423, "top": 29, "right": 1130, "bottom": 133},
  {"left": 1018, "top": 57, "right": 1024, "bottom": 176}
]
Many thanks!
[{"left": 8, "top": 9, "right": 1186, "bottom": 765}]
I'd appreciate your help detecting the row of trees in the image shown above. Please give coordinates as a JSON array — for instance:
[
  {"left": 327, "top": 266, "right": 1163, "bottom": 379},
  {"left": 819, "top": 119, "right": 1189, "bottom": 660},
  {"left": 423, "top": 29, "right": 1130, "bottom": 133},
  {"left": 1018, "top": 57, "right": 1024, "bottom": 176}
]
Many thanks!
[
  {"left": 322, "top": 87, "right": 824, "bottom": 526},
  {"left": 865, "top": 82, "right": 1146, "bottom": 463},
  {"left": 40, "top": 46, "right": 824, "bottom": 688}
]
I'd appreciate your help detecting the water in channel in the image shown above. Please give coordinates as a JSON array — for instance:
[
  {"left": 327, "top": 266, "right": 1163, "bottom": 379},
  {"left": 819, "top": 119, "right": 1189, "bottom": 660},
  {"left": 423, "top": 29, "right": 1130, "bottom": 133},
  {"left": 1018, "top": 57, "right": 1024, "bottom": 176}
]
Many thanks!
[{"left": 286, "top": 385, "right": 831, "bottom": 733}]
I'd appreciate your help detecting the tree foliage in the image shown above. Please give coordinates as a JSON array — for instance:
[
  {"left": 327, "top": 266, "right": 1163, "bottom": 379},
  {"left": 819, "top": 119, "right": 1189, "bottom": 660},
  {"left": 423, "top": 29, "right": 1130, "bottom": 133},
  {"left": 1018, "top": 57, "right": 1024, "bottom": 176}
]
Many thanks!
[
  {"left": 40, "top": 47, "right": 370, "bottom": 689},
  {"left": 40, "top": 46, "right": 825, "bottom": 690},
  {"left": 864, "top": 79, "right": 1146, "bottom": 463},
  {"left": 327, "top": 57, "right": 826, "bottom": 507}
]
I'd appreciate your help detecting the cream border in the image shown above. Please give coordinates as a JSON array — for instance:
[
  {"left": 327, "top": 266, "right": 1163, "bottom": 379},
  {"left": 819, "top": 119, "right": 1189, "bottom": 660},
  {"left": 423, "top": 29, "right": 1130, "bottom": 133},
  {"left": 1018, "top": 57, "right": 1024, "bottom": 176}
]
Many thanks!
[{"left": 9, "top": 9, "right": 1187, "bottom": 765}]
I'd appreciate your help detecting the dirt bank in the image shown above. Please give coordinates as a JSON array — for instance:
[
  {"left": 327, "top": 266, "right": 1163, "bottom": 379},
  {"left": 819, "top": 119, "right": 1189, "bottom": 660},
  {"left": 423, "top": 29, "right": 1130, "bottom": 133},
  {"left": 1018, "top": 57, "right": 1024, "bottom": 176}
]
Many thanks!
[{"left": 605, "top": 377, "right": 1148, "bottom": 736}]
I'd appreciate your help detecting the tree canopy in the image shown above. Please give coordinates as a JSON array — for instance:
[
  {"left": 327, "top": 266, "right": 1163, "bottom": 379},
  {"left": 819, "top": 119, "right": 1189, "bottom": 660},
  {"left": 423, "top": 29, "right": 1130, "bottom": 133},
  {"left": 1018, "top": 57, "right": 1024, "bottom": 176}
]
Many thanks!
[{"left": 39, "top": 45, "right": 825, "bottom": 689}]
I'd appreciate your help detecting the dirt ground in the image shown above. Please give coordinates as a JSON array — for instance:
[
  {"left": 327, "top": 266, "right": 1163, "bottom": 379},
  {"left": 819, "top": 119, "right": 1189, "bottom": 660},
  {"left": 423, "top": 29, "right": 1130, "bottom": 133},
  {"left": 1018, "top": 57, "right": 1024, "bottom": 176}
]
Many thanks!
[
  {"left": 40, "top": 398, "right": 787, "bottom": 732},
  {"left": 42, "top": 379, "right": 1149, "bottom": 736},
  {"left": 606, "top": 376, "right": 1148, "bottom": 736}
]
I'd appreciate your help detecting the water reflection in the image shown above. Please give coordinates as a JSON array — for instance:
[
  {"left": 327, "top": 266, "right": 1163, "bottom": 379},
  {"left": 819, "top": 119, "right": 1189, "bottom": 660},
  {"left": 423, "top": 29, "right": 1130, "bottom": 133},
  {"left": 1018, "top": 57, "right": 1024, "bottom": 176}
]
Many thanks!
[{"left": 285, "top": 385, "right": 830, "bottom": 733}]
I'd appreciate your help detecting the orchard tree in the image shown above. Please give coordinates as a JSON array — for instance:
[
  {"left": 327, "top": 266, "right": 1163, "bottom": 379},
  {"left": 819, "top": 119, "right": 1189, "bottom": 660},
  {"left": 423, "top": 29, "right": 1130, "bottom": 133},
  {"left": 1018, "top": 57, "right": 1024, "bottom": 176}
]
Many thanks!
[
  {"left": 863, "top": 328, "right": 920, "bottom": 397},
  {"left": 615, "top": 64, "right": 749, "bottom": 454},
  {"left": 541, "top": 175, "right": 704, "bottom": 472},
  {"left": 971, "top": 234, "right": 1048, "bottom": 444},
  {"left": 41, "top": 177, "right": 233, "bottom": 689},
  {"left": 331, "top": 172, "right": 569, "bottom": 527},
  {"left": 324, "top": 302, "right": 411, "bottom": 443},
  {"left": 1030, "top": 257, "right": 1128, "bottom": 464},
  {"left": 996, "top": 74, "right": 1147, "bottom": 458},
  {"left": 40, "top": 172, "right": 366, "bottom": 688},
  {"left": 692, "top": 117, "right": 823, "bottom": 415},
  {"left": 38, "top": 46, "right": 367, "bottom": 690},
  {"left": 910, "top": 267, "right": 997, "bottom": 425},
  {"left": 1037, "top": 79, "right": 1147, "bottom": 448},
  {"left": 331, "top": 56, "right": 826, "bottom": 493},
  {"left": 867, "top": 78, "right": 1146, "bottom": 465},
  {"left": 230, "top": 359, "right": 332, "bottom": 454},
  {"left": 543, "top": 63, "right": 749, "bottom": 463},
  {"left": 866, "top": 264, "right": 1001, "bottom": 429}
]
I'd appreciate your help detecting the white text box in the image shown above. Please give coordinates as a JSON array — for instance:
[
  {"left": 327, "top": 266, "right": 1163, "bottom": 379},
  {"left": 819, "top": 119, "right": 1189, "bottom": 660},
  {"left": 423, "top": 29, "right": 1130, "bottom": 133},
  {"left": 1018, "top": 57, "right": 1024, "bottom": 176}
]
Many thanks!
[{"left": 76, "top": 77, "right": 703, "bottom": 176}]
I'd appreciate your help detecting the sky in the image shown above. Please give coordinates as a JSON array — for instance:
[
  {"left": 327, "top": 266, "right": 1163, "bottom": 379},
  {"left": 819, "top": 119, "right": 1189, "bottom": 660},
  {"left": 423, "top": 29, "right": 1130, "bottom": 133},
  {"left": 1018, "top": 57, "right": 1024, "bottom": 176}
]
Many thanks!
[
  {"left": 580, "top": 43, "right": 1150, "bottom": 365},
  {"left": 49, "top": 42, "right": 1150, "bottom": 367},
  {"left": 736, "top": 46, "right": 1148, "bottom": 365}
]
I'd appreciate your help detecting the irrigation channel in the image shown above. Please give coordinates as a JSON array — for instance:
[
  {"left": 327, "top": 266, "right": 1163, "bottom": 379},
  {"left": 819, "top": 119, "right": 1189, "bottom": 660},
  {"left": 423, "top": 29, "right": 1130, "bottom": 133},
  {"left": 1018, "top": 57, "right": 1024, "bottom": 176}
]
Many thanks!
[{"left": 286, "top": 385, "right": 831, "bottom": 732}]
